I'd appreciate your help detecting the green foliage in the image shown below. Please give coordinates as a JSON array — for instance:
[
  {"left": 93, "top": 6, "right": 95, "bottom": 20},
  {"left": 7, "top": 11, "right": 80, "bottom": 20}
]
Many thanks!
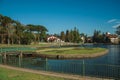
[
  {"left": 92, "top": 30, "right": 110, "bottom": 43},
  {"left": 60, "top": 27, "right": 82, "bottom": 43},
  {"left": 0, "top": 14, "right": 48, "bottom": 45},
  {"left": 116, "top": 26, "right": 120, "bottom": 35},
  {"left": 21, "top": 32, "right": 34, "bottom": 45},
  {"left": 26, "top": 24, "right": 48, "bottom": 42},
  {"left": 65, "top": 30, "right": 70, "bottom": 42},
  {"left": 60, "top": 31, "right": 65, "bottom": 41}
]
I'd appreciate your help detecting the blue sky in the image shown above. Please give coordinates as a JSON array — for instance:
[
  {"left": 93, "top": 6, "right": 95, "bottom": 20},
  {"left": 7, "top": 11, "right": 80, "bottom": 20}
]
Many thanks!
[{"left": 0, "top": 0, "right": 120, "bottom": 36}]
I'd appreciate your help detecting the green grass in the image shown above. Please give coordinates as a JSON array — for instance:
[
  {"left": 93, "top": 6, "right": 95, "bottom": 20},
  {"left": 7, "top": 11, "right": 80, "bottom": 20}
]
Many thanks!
[
  {"left": 0, "top": 67, "right": 66, "bottom": 80},
  {"left": 37, "top": 47, "right": 107, "bottom": 55}
]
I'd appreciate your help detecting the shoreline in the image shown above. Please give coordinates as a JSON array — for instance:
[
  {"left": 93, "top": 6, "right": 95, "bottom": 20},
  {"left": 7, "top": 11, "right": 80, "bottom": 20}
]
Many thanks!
[{"left": 34, "top": 50, "right": 109, "bottom": 59}]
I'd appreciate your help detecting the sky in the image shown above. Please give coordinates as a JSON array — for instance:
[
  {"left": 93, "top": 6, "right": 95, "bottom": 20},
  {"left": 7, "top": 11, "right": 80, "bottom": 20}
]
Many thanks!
[{"left": 0, "top": 0, "right": 120, "bottom": 36}]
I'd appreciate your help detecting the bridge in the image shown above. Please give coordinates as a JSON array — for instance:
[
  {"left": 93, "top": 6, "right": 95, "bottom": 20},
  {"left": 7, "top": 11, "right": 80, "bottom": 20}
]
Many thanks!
[{"left": 0, "top": 47, "right": 37, "bottom": 66}]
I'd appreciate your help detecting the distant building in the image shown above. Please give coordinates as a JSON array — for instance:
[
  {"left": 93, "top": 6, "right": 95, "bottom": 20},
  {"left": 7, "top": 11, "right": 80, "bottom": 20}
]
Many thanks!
[
  {"left": 106, "top": 32, "right": 119, "bottom": 44},
  {"left": 47, "top": 36, "right": 64, "bottom": 42},
  {"left": 81, "top": 36, "right": 85, "bottom": 43},
  {"left": 86, "top": 37, "right": 93, "bottom": 43}
]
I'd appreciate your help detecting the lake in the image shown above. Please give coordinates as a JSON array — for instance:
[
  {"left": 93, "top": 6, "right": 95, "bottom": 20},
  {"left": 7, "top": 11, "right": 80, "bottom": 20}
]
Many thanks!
[{"left": 0, "top": 44, "right": 120, "bottom": 79}]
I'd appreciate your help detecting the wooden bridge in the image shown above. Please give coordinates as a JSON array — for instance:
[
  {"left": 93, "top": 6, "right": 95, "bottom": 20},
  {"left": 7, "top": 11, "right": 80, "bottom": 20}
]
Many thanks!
[{"left": 0, "top": 51, "right": 23, "bottom": 66}]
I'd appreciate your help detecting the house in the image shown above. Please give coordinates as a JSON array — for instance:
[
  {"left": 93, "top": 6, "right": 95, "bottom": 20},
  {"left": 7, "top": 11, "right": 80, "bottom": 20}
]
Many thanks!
[
  {"left": 86, "top": 37, "right": 93, "bottom": 43},
  {"left": 47, "top": 36, "right": 63, "bottom": 43},
  {"left": 106, "top": 32, "right": 119, "bottom": 44},
  {"left": 81, "top": 36, "right": 85, "bottom": 43}
]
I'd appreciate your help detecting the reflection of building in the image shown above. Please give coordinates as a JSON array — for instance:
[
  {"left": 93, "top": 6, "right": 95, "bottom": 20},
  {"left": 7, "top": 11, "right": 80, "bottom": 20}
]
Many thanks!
[
  {"left": 106, "top": 32, "right": 119, "bottom": 44},
  {"left": 47, "top": 36, "right": 64, "bottom": 42}
]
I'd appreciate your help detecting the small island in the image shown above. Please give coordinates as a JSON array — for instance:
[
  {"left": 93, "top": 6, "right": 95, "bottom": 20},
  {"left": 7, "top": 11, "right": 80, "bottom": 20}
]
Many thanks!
[{"left": 36, "top": 47, "right": 108, "bottom": 59}]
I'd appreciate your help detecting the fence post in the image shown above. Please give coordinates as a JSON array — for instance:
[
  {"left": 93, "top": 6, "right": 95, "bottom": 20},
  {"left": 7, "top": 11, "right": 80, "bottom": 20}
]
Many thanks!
[
  {"left": 3, "top": 52, "right": 7, "bottom": 64},
  {"left": 19, "top": 51, "right": 23, "bottom": 67},
  {"left": 45, "top": 58, "right": 48, "bottom": 71},
  {"left": 1, "top": 48, "right": 2, "bottom": 53},
  {"left": 83, "top": 59, "right": 85, "bottom": 78}
]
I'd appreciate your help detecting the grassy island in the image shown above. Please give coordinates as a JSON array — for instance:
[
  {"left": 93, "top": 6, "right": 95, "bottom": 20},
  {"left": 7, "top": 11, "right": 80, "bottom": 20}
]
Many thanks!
[{"left": 36, "top": 47, "right": 108, "bottom": 59}]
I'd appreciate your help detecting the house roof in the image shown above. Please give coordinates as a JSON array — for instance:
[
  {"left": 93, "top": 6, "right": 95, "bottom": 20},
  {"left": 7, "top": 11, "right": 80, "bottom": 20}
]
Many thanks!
[{"left": 108, "top": 34, "right": 118, "bottom": 38}]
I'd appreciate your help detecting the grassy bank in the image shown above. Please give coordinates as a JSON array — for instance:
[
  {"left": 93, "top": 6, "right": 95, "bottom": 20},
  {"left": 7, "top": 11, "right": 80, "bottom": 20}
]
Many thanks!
[
  {"left": 0, "top": 67, "right": 66, "bottom": 80},
  {"left": 0, "top": 44, "right": 108, "bottom": 59},
  {"left": 37, "top": 47, "right": 107, "bottom": 54},
  {"left": 36, "top": 47, "right": 108, "bottom": 59}
]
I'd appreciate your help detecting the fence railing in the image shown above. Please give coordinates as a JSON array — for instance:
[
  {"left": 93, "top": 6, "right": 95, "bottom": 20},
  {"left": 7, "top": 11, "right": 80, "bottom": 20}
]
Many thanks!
[{"left": 0, "top": 56, "right": 119, "bottom": 79}]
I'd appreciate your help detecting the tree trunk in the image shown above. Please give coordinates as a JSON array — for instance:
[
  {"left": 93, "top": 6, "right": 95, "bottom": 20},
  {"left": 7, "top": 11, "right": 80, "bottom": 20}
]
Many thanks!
[
  {"left": 18, "top": 37, "right": 21, "bottom": 45},
  {"left": 1, "top": 34, "right": 4, "bottom": 44},
  {"left": 11, "top": 36, "right": 14, "bottom": 45},
  {"left": 7, "top": 37, "right": 10, "bottom": 45}
]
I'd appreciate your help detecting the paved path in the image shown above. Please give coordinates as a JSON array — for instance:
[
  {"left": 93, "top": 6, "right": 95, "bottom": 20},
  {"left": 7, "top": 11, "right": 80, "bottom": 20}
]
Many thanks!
[{"left": 0, "top": 64, "right": 112, "bottom": 80}]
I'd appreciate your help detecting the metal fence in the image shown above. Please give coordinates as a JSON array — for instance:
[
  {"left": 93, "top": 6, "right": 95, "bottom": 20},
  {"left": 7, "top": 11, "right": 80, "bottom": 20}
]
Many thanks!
[
  {"left": 0, "top": 56, "right": 119, "bottom": 80},
  {"left": 45, "top": 61, "right": 120, "bottom": 79}
]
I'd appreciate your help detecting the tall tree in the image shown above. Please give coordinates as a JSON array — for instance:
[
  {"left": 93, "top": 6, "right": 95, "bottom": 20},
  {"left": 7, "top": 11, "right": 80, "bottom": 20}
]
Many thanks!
[
  {"left": 65, "top": 30, "right": 70, "bottom": 42},
  {"left": 73, "top": 27, "right": 80, "bottom": 43},
  {"left": 93, "top": 30, "right": 101, "bottom": 43},
  {"left": 0, "top": 15, "right": 13, "bottom": 45},
  {"left": 0, "top": 14, "right": 7, "bottom": 43},
  {"left": 26, "top": 24, "right": 48, "bottom": 42},
  {"left": 70, "top": 30, "right": 74, "bottom": 42},
  {"left": 15, "top": 21, "right": 25, "bottom": 44},
  {"left": 39, "top": 25, "right": 48, "bottom": 42},
  {"left": 60, "top": 31, "right": 65, "bottom": 41},
  {"left": 116, "top": 26, "right": 120, "bottom": 35}
]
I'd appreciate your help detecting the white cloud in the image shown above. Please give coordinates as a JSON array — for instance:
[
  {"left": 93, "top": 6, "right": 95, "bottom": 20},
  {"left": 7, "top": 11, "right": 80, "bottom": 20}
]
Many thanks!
[
  {"left": 107, "top": 19, "right": 117, "bottom": 23},
  {"left": 112, "top": 24, "right": 120, "bottom": 28}
]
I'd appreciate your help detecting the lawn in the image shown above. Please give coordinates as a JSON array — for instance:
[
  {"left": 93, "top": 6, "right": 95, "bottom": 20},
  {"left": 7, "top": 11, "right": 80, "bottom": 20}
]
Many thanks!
[
  {"left": 37, "top": 47, "right": 107, "bottom": 55},
  {"left": 0, "top": 67, "right": 66, "bottom": 80}
]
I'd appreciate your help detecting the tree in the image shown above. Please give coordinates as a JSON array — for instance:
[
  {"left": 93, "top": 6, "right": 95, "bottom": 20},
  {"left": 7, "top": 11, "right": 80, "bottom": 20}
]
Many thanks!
[
  {"left": 70, "top": 30, "right": 74, "bottom": 42},
  {"left": 15, "top": 21, "right": 25, "bottom": 44},
  {"left": 92, "top": 30, "right": 110, "bottom": 43},
  {"left": 21, "top": 32, "right": 34, "bottom": 45},
  {"left": 65, "top": 30, "right": 70, "bottom": 42},
  {"left": 0, "top": 15, "right": 13, "bottom": 45},
  {"left": 39, "top": 25, "right": 48, "bottom": 42},
  {"left": 26, "top": 24, "right": 48, "bottom": 42},
  {"left": 0, "top": 14, "right": 48, "bottom": 44},
  {"left": 60, "top": 31, "right": 65, "bottom": 41},
  {"left": 72, "top": 27, "right": 81, "bottom": 43},
  {"left": 116, "top": 26, "right": 120, "bottom": 35},
  {"left": 93, "top": 30, "right": 101, "bottom": 43},
  {"left": 0, "top": 15, "right": 7, "bottom": 43}
]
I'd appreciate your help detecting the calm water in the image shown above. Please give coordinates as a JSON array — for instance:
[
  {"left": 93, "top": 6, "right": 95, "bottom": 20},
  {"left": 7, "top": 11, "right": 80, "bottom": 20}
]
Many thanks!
[{"left": 0, "top": 44, "right": 120, "bottom": 79}]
